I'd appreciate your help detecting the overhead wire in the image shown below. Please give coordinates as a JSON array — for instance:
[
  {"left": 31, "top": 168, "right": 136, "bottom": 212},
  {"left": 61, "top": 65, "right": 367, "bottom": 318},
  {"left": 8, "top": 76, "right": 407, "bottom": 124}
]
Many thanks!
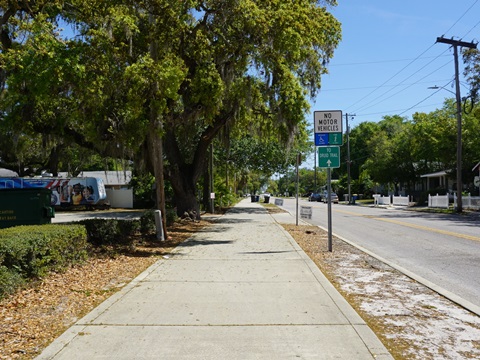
[
  {"left": 392, "top": 2, "right": 480, "bottom": 117},
  {"left": 398, "top": 80, "right": 453, "bottom": 115},
  {"left": 441, "top": 0, "right": 478, "bottom": 36},
  {"left": 343, "top": 0, "right": 479, "bottom": 118},
  {"left": 353, "top": 53, "right": 452, "bottom": 113},
  {"left": 328, "top": 55, "right": 451, "bottom": 67},
  {"left": 321, "top": 78, "right": 452, "bottom": 92},
  {"left": 344, "top": 43, "right": 438, "bottom": 112}
]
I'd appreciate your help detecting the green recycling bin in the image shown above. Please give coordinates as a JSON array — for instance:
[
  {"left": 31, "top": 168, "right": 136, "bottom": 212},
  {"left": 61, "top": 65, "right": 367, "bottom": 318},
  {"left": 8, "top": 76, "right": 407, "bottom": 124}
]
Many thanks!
[{"left": 0, "top": 188, "right": 55, "bottom": 228}]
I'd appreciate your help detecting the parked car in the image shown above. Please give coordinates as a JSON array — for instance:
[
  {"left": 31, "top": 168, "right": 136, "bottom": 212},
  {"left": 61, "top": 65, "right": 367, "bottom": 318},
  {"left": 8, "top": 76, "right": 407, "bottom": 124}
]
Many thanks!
[
  {"left": 308, "top": 192, "right": 322, "bottom": 202},
  {"left": 322, "top": 191, "right": 339, "bottom": 204}
]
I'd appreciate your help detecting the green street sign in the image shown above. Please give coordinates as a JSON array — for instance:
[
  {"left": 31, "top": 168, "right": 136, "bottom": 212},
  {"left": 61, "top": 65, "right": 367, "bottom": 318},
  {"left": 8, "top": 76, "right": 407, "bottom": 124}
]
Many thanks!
[{"left": 318, "top": 146, "right": 340, "bottom": 168}]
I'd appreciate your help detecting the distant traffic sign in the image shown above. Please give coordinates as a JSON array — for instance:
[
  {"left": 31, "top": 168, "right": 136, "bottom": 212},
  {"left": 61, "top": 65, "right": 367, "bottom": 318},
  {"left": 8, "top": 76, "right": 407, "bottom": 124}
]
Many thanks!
[
  {"left": 318, "top": 146, "right": 340, "bottom": 168},
  {"left": 314, "top": 110, "right": 343, "bottom": 146}
]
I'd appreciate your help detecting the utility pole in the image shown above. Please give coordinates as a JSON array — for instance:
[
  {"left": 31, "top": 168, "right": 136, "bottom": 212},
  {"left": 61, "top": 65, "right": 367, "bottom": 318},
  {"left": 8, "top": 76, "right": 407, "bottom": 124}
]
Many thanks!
[
  {"left": 296, "top": 153, "right": 300, "bottom": 226},
  {"left": 210, "top": 142, "right": 214, "bottom": 214},
  {"left": 436, "top": 37, "right": 477, "bottom": 213},
  {"left": 345, "top": 113, "right": 355, "bottom": 204}
]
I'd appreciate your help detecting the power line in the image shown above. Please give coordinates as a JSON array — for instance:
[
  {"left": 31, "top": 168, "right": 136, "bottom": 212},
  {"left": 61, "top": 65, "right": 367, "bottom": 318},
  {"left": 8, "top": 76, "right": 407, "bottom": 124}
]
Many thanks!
[
  {"left": 344, "top": 43, "right": 438, "bottom": 111},
  {"left": 342, "top": 1, "right": 480, "bottom": 117},
  {"left": 353, "top": 61, "right": 452, "bottom": 114},
  {"left": 329, "top": 55, "right": 451, "bottom": 67},
  {"left": 398, "top": 81, "right": 451, "bottom": 116},
  {"left": 353, "top": 56, "right": 451, "bottom": 114},
  {"left": 321, "top": 79, "right": 452, "bottom": 92},
  {"left": 354, "top": 102, "right": 446, "bottom": 118},
  {"left": 441, "top": 0, "right": 478, "bottom": 36}
]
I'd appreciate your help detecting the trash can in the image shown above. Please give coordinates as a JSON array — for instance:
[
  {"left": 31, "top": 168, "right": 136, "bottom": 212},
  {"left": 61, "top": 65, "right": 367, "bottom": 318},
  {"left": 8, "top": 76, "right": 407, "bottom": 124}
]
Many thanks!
[
  {"left": 255, "top": 195, "right": 260, "bottom": 202},
  {"left": 251, "top": 195, "right": 257, "bottom": 202},
  {"left": 0, "top": 188, "right": 55, "bottom": 228},
  {"left": 264, "top": 195, "right": 270, "bottom": 204}
]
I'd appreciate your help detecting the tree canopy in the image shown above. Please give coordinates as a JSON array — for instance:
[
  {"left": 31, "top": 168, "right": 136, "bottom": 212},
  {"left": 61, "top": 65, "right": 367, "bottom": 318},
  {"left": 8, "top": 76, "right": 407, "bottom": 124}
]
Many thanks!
[{"left": 0, "top": 0, "right": 342, "bottom": 216}]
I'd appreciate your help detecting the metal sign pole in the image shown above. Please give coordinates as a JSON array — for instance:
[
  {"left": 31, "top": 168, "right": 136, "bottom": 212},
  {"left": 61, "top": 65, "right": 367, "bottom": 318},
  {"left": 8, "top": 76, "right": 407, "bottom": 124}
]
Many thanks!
[
  {"left": 327, "top": 168, "right": 333, "bottom": 252},
  {"left": 296, "top": 153, "right": 300, "bottom": 226}
]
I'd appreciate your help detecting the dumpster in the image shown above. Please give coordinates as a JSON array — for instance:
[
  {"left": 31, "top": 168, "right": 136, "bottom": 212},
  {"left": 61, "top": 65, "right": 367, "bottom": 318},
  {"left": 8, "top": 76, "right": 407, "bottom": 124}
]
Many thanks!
[{"left": 0, "top": 188, "right": 55, "bottom": 228}]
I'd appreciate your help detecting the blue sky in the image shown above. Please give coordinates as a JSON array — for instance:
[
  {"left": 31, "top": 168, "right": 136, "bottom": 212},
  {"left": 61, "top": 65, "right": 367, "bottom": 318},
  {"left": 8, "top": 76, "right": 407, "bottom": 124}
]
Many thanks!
[{"left": 311, "top": 0, "right": 480, "bottom": 127}]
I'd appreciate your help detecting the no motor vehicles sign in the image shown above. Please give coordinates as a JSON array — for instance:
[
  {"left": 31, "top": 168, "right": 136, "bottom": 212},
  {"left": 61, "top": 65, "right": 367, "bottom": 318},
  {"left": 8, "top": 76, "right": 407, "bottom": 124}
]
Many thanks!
[
  {"left": 314, "top": 110, "right": 342, "bottom": 133},
  {"left": 314, "top": 110, "right": 343, "bottom": 146}
]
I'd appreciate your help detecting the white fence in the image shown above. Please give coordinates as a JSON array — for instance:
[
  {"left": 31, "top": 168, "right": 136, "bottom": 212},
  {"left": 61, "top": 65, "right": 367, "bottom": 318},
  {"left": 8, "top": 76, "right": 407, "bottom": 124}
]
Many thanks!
[
  {"left": 429, "top": 193, "right": 480, "bottom": 210},
  {"left": 392, "top": 195, "right": 410, "bottom": 206},
  {"left": 454, "top": 193, "right": 480, "bottom": 210},
  {"left": 373, "top": 195, "right": 411, "bottom": 206},
  {"left": 428, "top": 194, "right": 449, "bottom": 208},
  {"left": 373, "top": 194, "right": 391, "bottom": 206}
]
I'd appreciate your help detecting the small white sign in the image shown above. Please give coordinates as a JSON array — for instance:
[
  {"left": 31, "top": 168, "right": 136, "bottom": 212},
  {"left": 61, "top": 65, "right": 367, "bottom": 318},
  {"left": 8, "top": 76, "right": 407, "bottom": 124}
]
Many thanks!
[
  {"left": 300, "top": 206, "right": 312, "bottom": 220},
  {"left": 274, "top": 198, "right": 284, "bottom": 206},
  {"left": 210, "top": 192, "right": 215, "bottom": 199}
]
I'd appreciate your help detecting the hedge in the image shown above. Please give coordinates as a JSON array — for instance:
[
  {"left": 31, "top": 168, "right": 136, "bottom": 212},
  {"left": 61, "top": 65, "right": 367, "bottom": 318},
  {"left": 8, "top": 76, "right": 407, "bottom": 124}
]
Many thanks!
[{"left": 0, "top": 224, "right": 87, "bottom": 299}]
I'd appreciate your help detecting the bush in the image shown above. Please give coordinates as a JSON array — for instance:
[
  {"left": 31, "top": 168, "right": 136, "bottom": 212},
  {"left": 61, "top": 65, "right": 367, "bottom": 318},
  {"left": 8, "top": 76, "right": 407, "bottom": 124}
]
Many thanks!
[
  {"left": 81, "top": 219, "right": 120, "bottom": 245},
  {"left": 80, "top": 218, "right": 140, "bottom": 246},
  {"left": 140, "top": 210, "right": 156, "bottom": 235},
  {"left": 0, "top": 224, "right": 88, "bottom": 299},
  {"left": 0, "top": 266, "right": 24, "bottom": 299},
  {"left": 117, "top": 219, "right": 140, "bottom": 238},
  {"left": 166, "top": 208, "right": 178, "bottom": 226}
]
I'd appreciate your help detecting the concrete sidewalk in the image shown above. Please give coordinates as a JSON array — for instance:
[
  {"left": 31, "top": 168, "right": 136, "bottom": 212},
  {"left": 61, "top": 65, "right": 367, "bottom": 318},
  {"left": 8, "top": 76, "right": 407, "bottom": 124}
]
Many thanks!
[{"left": 37, "top": 199, "right": 392, "bottom": 359}]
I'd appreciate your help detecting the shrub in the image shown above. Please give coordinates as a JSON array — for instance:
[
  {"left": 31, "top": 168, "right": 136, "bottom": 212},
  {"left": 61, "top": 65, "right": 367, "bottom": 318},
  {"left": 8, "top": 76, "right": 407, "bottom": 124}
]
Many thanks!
[
  {"left": 80, "top": 218, "right": 140, "bottom": 246},
  {"left": 0, "top": 266, "right": 24, "bottom": 299},
  {"left": 0, "top": 224, "right": 88, "bottom": 299},
  {"left": 140, "top": 210, "right": 156, "bottom": 235},
  {"left": 166, "top": 208, "right": 178, "bottom": 226},
  {"left": 81, "top": 219, "right": 120, "bottom": 245},
  {"left": 117, "top": 219, "right": 140, "bottom": 238}
]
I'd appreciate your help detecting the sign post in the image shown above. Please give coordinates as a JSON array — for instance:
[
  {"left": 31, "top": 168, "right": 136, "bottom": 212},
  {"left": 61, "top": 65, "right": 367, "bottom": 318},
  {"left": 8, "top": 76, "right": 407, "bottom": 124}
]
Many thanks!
[{"left": 314, "top": 110, "right": 343, "bottom": 252}]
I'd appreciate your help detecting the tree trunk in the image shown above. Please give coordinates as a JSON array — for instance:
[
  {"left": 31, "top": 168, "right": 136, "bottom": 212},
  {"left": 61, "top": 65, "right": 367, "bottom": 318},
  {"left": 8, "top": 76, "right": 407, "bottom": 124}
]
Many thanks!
[
  {"left": 147, "top": 126, "right": 168, "bottom": 238},
  {"left": 202, "top": 165, "right": 210, "bottom": 211},
  {"left": 169, "top": 165, "right": 200, "bottom": 220}
]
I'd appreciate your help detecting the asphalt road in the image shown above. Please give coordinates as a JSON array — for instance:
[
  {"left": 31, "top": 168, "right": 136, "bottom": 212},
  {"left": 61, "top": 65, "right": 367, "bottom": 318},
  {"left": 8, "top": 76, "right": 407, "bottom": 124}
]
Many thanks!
[{"left": 277, "top": 197, "right": 480, "bottom": 313}]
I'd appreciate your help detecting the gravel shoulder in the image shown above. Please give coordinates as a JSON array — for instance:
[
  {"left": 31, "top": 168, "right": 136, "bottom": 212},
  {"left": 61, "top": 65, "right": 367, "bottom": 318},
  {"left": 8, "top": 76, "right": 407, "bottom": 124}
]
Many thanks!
[
  {"left": 2, "top": 208, "right": 480, "bottom": 360},
  {"left": 282, "top": 221, "right": 480, "bottom": 360}
]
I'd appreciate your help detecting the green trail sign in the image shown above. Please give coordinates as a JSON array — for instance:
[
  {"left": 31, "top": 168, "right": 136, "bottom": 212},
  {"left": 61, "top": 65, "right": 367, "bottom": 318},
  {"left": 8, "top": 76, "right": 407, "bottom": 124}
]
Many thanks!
[{"left": 318, "top": 146, "right": 340, "bottom": 168}]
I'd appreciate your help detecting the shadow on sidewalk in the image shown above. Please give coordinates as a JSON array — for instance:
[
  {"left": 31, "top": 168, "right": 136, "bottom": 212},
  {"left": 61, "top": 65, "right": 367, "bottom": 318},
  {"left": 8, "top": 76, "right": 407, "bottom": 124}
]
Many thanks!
[
  {"left": 226, "top": 207, "right": 268, "bottom": 215},
  {"left": 176, "top": 239, "right": 235, "bottom": 247}
]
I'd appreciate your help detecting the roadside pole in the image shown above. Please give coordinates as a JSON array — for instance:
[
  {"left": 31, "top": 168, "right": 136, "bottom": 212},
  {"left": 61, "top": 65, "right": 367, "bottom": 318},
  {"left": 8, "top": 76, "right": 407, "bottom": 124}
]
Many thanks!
[
  {"left": 314, "top": 110, "right": 343, "bottom": 252},
  {"left": 327, "top": 168, "right": 332, "bottom": 251},
  {"left": 296, "top": 153, "right": 300, "bottom": 226}
]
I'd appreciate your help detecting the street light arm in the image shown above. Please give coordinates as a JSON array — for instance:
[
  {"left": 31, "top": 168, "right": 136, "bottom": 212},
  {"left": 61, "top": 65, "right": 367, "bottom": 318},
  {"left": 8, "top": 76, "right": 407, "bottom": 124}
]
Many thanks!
[{"left": 427, "top": 85, "right": 456, "bottom": 96}]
